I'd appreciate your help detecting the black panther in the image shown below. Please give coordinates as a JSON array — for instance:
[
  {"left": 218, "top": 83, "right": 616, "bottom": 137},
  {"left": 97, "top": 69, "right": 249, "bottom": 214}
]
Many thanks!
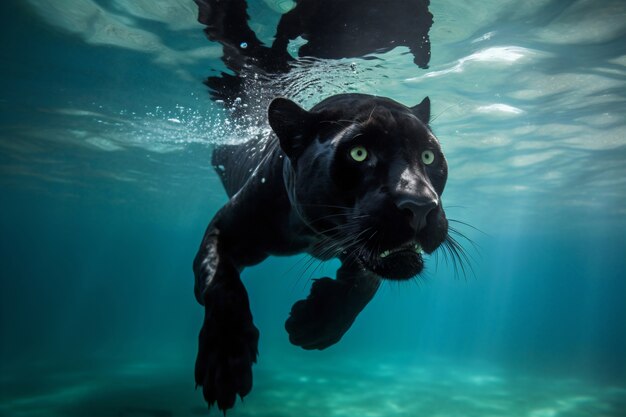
[
  {"left": 190, "top": 0, "right": 445, "bottom": 412},
  {"left": 193, "top": 93, "right": 448, "bottom": 410}
]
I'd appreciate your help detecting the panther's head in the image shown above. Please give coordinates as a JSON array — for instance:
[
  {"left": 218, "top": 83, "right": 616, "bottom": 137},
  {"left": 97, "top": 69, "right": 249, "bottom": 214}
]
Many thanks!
[{"left": 268, "top": 93, "right": 448, "bottom": 280}]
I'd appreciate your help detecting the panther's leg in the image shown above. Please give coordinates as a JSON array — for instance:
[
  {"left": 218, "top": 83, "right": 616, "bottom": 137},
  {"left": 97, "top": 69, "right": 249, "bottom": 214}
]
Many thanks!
[
  {"left": 193, "top": 226, "right": 260, "bottom": 411},
  {"left": 285, "top": 261, "right": 381, "bottom": 350}
]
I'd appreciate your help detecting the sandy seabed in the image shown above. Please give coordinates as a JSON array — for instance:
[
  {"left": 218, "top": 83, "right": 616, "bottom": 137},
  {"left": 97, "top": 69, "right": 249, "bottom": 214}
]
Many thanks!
[{"left": 1, "top": 354, "right": 624, "bottom": 417}]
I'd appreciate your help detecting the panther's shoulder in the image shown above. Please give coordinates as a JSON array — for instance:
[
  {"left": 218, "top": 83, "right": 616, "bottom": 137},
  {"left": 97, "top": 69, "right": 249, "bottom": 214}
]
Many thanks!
[{"left": 211, "top": 136, "right": 281, "bottom": 198}]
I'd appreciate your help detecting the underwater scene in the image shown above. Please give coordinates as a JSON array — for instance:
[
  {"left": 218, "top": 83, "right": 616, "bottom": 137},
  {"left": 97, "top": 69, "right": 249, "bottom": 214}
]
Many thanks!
[{"left": 1, "top": 0, "right": 625, "bottom": 416}]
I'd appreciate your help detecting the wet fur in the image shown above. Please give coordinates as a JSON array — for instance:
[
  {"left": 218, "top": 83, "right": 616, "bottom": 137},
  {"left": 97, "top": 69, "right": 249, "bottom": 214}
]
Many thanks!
[
  {"left": 193, "top": 94, "right": 448, "bottom": 410},
  {"left": 191, "top": 0, "right": 442, "bottom": 412}
]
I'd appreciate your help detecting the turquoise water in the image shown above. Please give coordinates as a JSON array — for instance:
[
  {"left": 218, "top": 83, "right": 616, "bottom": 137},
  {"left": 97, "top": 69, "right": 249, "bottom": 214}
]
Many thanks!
[{"left": 1, "top": 0, "right": 625, "bottom": 416}]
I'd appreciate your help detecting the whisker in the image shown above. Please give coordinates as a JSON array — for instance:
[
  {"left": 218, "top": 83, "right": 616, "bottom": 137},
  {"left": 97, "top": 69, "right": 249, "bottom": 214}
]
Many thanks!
[
  {"left": 338, "top": 227, "right": 373, "bottom": 267},
  {"left": 307, "top": 214, "right": 370, "bottom": 229},
  {"left": 449, "top": 234, "right": 476, "bottom": 272},
  {"left": 287, "top": 254, "right": 319, "bottom": 293},
  {"left": 294, "top": 226, "right": 372, "bottom": 286},
  {"left": 448, "top": 225, "right": 481, "bottom": 255},
  {"left": 287, "top": 232, "right": 354, "bottom": 289},
  {"left": 448, "top": 218, "right": 487, "bottom": 236},
  {"left": 441, "top": 240, "right": 460, "bottom": 278},
  {"left": 315, "top": 221, "right": 364, "bottom": 239},
  {"left": 291, "top": 226, "right": 365, "bottom": 285},
  {"left": 442, "top": 234, "right": 476, "bottom": 280}
]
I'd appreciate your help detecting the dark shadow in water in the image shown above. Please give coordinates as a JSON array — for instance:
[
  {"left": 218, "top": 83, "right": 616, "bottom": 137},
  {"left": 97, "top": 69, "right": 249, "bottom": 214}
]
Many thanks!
[{"left": 193, "top": 0, "right": 432, "bottom": 108}]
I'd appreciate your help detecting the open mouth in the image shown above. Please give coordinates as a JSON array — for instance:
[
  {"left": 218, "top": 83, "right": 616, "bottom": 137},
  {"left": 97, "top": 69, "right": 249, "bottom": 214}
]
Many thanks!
[
  {"left": 359, "top": 241, "right": 425, "bottom": 280},
  {"left": 380, "top": 242, "right": 423, "bottom": 258}
]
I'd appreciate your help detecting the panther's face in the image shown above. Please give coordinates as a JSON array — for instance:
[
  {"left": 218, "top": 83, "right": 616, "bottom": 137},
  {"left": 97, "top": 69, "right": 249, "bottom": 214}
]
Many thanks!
[{"left": 269, "top": 93, "right": 448, "bottom": 280}]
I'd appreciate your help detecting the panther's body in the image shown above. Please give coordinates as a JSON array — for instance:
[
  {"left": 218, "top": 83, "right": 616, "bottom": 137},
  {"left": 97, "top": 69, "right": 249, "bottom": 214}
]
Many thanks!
[
  {"left": 191, "top": 0, "right": 441, "bottom": 412},
  {"left": 193, "top": 93, "right": 448, "bottom": 410}
]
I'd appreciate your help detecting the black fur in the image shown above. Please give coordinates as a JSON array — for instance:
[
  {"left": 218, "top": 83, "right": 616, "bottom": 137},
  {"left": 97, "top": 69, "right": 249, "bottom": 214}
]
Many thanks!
[
  {"left": 193, "top": 94, "right": 448, "bottom": 410},
  {"left": 191, "top": 0, "right": 441, "bottom": 412}
]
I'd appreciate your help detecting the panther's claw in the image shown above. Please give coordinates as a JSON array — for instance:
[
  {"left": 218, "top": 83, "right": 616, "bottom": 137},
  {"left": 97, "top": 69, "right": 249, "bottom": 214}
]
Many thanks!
[{"left": 195, "top": 294, "right": 259, "bottom": 412}]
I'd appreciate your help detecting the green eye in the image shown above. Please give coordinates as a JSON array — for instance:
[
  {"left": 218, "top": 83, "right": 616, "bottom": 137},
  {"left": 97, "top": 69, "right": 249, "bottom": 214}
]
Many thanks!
[
  {"left": 421, "top": 150, "right": 435, "bottom": 165},
  {"left": 350, "top": 146, "right": 368, "bottom": 162}
]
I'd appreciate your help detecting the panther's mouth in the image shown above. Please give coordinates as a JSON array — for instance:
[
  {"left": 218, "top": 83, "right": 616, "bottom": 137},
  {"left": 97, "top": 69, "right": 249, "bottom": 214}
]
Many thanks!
[{"left": 359, "top": 241, "right": 425, "bottom": 280}]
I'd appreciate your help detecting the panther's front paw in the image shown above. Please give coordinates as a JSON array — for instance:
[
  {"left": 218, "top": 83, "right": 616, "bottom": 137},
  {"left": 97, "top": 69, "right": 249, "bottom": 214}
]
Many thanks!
[
  {"left": 195, "top": 301, "right": 259, "bottom": 411},
  {"left": 285, "top": 277, "right": 355, "bottom": 350}
]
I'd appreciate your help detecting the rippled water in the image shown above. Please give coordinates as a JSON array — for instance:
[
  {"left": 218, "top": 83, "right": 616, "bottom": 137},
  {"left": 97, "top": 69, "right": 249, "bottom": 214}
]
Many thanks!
[{"left": 1, "top": 0, "right": 625, "bottom": 416}]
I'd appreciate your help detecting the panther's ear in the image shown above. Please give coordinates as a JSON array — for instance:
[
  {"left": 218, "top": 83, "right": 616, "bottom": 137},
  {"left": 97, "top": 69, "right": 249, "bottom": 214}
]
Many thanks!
[
  {"left": 411, "top": 96, "right": 431, "bottom": 125},
  {"left": 268, "top": 97, "right": 313, "bottom": 159}
]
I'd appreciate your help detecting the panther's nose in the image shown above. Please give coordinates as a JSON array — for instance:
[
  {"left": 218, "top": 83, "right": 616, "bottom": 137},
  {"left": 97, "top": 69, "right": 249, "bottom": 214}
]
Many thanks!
[{"left": 397, "top": 196, "right": 438, "bottom": 232}]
